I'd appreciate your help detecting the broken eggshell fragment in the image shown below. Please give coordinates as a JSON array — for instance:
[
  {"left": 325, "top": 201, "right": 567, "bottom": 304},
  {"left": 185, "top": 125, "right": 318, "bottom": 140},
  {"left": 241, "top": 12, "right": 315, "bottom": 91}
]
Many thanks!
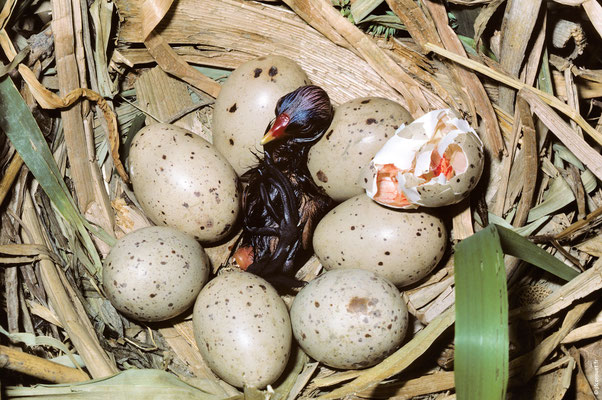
[{"left": 364, "top": 109, "right": 484, "bottom": 208}]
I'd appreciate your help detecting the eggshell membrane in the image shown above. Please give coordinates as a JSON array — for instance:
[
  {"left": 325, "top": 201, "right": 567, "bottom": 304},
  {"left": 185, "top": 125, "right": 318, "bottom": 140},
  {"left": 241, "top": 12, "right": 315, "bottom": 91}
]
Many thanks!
[
  {"left": 365, "top": 109, "right": 484, "bottom": 208},
  {"left": 313, "top": 194, "right": 447, "bottom": 287},
  {"left": 307, "top": 98, "right": 412, "bottom": 202},
  {"left": 192, "top": 271, "right": 292, "bottom": 389},
  {"left": 290, "top": 269, "right": 408, "bottom": 369},
  {"left": 212, "top": 55, "right": 311, "bottom": 176},
  {"left": 129, "top": 123, "right": 240, "bottom": 243},
  {"left": 103, "top": 226, "right": 209, "bottom": 322}
]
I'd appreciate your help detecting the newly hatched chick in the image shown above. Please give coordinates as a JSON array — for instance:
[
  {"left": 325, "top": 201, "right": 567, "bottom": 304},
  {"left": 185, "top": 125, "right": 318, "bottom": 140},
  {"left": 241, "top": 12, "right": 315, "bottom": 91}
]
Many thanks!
[{"left": 233, "top": 85, "right": 334, "bottom": 288}]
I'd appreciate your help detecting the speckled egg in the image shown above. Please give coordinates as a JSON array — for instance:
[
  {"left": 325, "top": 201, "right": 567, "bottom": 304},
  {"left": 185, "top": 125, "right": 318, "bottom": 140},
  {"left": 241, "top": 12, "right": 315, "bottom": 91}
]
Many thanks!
[
  {"left": 290, "top": 268, "right": 408, "bottom": 369},
  {"left": 192, "top": 271, "right": 292, "bottom": 388},
  {"left": 212, "top": 55, "right": 311, "bottom": 176},
  {"left": 103, "top": 226, "right": 209, "bottom": 322},
  {"left": 365, "top": 109, "right": 485, "bottom": 208},
  {"left": 129, "top": 123, "right": 240, "bottom": 243},
  {"left": 308, "top": 98, "right": 412, "bottom": 202},
  {"left": 313, "top": 194, "right": 447, "bottom": 287}
]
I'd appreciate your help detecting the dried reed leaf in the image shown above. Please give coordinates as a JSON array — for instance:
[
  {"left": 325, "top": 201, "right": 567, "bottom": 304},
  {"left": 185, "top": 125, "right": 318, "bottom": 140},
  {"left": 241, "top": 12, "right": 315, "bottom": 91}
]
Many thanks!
[
  {"left": 513, "top": 97, "right": 538, "bottom": 228},
  {"left": 50, "top": 0, "right": 113, "bottom": 226},
  {"left": 576, "top": 235, "right": 602, "bottom": 257},
  {"left": 520, "top": 89, "right": 602, "bottom": 181},
  {"left": 0, "top": 0, "right": 17, "bottom": 30},
  {"left": 582, "top": 0, "right": 602, "bottom": 39},
  {"left": 316, "top": 306, "right": 455, "bottom": 399},
  {"left": 528, "top": 364, "right": 572, "bottom": 400},
  {"left": 89, "top": 0, "right": 115, "bottom": 98},
  {"left": 385, "top": 0, "right": 442, "bottom": 50},
  {"left": 474, "top": 0, "right": 505, "bottom": 45},
  {"left": 140, "top": 0, "right": 175, "bottom": 39},
  {"left": 562, "top": 321, "right": 602, "bottom": 344},
  {"left": 351, "top": 0, "right": 385, "bottom": 23},
  {"left": 497, "top": 0, "right": 543, "bottom": 112},
  {"left": 356, "top": 371, "right": 455, "bottom": 398},
  {"left": 514, "top": 258, "right": 601, "bottom": 320},
  {"left": 0, "top": 152, "right": 24, "bottom": 206},
  {"left": 298, "top": 0, "right": 434, "bottom": 116},
  {"left": 19, "top": 192, "right": 118, "bottom": 378},
  {"left": 144, "top": 31, "right": 222, "bottom": 98},
  {"left": 510, "top": 300, "right": 594, "bottom": 383},
  {"left": 425, "top": 0, "right": 504, "bottom": 155},
  {"left": 134, "top": 66, "right": 206, "bottom": 133},
  {"left": 4, "top": 369, "right": 228, "bottom": 399},
  {"left": 425, "top": 43, "right": 602, "bottom": 147},
  {"left": 115, "top": 0, "right": 406, "bottom": 106}
]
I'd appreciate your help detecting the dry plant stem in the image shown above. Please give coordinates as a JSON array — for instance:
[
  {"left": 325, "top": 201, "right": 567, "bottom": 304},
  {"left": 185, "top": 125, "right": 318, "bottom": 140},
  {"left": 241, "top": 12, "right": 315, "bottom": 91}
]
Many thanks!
[
  {"left": 555, "top": 205, "right": 602, "bottom": 240},
  {"left": 425, "top": 43, "right": 602, "bottom": 147},
  {"left": 510, "top": 299, "right": 595, "bottom": 383},
  {"left": 519, "top": 89, "right": 602, "bottom": 181},
  {"left": 50, "top": 0, "right": 113, "bottom": 216},
  {"left": 317, "top": 306, "right": 455, "bottom": 400},
  {"left": 497, "top": 0, "right": 543, "bottom": 112},
  {"left": 0, "top": 152, "right": 24, "bottom": 207},
  {"left": 0, "top": 345, "right": 90, "bottom": 383},
  {"left": 144, "top": 31, "right": 221, "bottom": 98},
  {"left": 451, "top": 200, "right": 474, "bottom": 240},
  {"left": 424, "top": 0, "right": 504, "bottom": 156},
  {"left": 20, "top": 192, "right": 118, "bottom": 378}
]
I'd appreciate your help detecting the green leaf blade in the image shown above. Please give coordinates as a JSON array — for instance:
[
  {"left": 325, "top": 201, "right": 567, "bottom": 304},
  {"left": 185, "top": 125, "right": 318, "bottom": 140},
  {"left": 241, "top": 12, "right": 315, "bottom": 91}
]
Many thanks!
[
  {"left": 454, "top": 225, "right": 508, "bottom": 400},
  {"left": 495, "top": 225, "right": 579, "bottom": 281}
]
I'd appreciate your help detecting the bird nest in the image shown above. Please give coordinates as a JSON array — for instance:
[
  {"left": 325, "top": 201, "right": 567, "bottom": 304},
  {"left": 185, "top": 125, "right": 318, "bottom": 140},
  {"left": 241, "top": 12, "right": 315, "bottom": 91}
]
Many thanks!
[{"left": 1, "top": 0, "right": 602, "bottom": 399}]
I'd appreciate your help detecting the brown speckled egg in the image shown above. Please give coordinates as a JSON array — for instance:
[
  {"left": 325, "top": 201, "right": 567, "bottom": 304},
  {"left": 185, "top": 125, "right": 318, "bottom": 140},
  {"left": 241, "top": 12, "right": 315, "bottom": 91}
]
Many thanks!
[
  {"left": 313, "top": 195, "right": 447, "bottom": 287},
  {"left": 103, "top": 226, "right": 209, "bottom": 322},
  {"left": 192, "top": 271, "right": 291, "bottom": 388},
  {"left": 290, "top": 268, "right": 408, "bottom": 369},
  {"left": 129, "top": 123, "right": 240, "bottom": 243},
  {"left": 307, "top": 97, "right": 412, "bottom": 202},
  {"left": 212, "top": 55, "right": 311, "bottom": 176}
]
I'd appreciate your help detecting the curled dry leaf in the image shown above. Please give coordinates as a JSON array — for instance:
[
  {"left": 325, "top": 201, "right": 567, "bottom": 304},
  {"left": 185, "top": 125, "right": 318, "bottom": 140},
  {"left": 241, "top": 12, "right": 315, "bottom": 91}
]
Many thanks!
[{"left": 18, "top": 64, "right": 130, "bottom": 183}]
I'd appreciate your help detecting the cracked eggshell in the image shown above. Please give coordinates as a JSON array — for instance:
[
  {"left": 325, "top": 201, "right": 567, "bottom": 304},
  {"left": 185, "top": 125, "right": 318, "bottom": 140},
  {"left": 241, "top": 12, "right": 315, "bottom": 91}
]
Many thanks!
[
  {"left": 212, "top": 55, "right": 311, "bottom": 175},
  {"left": 129, "top": 123, "right": 240, "bottom": 243},
  {"left": 307, "top": 97, "right": 412, "bottom": 202},
  {"left": 103, "top": 226, "right": 209, "bottom": 322},
  {"left": 313, "top": 194, "right": 447, "bottom": 287},
  {"left": 290, "top": 268, "right": 408, "bottom": 369},
  {"left": 192, "top": 271, "right": 292, "bottom": 389},
  {"left": 365, "top": 109, "right": 484, "bottom": 208}
]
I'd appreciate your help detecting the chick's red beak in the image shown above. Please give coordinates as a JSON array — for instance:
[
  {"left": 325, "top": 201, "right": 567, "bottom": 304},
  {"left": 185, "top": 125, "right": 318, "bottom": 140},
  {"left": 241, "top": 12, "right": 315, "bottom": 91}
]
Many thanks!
[{"left": 261, "top": 113, "right": 290, "bottom": 145}]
